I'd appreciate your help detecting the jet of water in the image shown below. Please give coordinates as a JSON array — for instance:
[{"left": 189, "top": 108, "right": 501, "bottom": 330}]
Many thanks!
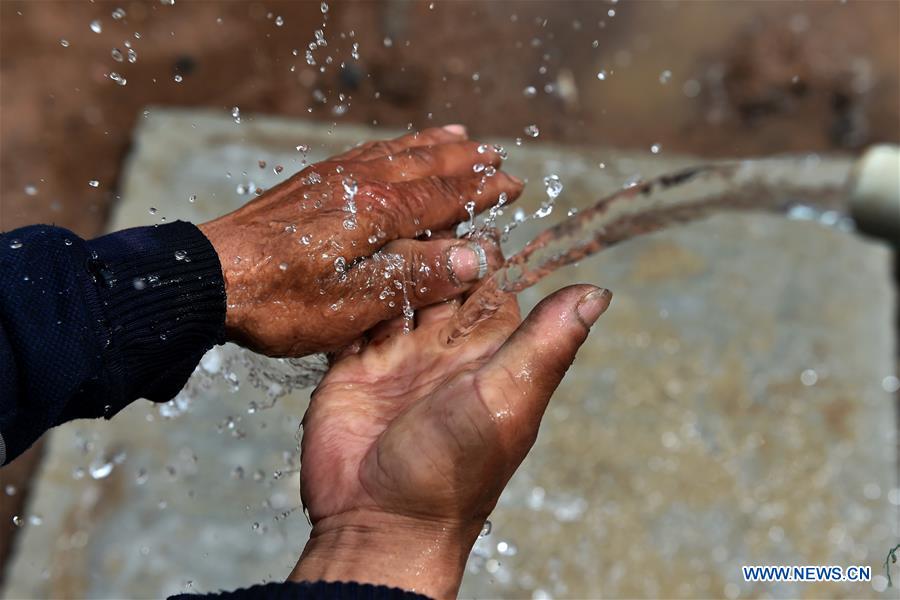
[{"left": 444, "top": 155, "right": 856, "bottom": 342}]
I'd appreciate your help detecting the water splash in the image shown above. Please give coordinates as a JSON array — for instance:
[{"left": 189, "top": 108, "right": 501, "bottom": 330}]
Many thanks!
[{"left": 444, "top": 155, "right": 856, "bottom": 342}]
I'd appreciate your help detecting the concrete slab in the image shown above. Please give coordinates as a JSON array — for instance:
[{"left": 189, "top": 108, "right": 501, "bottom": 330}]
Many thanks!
[{"left": 3, "top": 109, "right": 896, "bottom": 599}]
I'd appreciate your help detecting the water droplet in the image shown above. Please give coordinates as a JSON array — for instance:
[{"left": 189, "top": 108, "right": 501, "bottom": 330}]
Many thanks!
[
  {"left": 173, "top": 74, "right": 183, "bottom": 83},
  {"left": 127, "top": 48, "right": 137, "bottom": 63},
  {"left": 464, "top": 200, "right": 477, "bottom": 232},
  {"left": 342, "top": 177, "right": 358, "bottom": 198},
  {"left": 333, "top": 256, "right": 346, "bottom": 273},
  {"left": 60, "top": 39, "right": 70, "bottom": 48},
  {"left": 659, "top": 69, "right": 672, "bottom": 84},
  {"left": 479, "top": 520, "right": 492, "bottom": 537},
  {"left": 800, "top": 369, "right": 818, "bottom": 386},
  {"left": 188, "top": 194, "right": 197, "bottom": 203},
  {"left": 682, "top": 79, "right": 701, "bottom": 98},
  {"left": 523, "top": 85, "right": 537, "bottom": 97},
  {"left": 88, "top": 180, "right": 100, "bottom": 188},
  {"left": 650, "top": 143, "right": 662, "bottom": 154},
  {"left": 9, "top": 240, "right": 23, "bottom": 250},
  {"left": 133, "top": 278, "right": 146, "bottom": 290},
  {"left": 473, "top": 163, "right": 485, "bottom": 173},
  {"left": 111, "top": 48, "right": 124, "bottom": 62},
  {"left": 24, "top": 184, "right": 37, "bottom": 196},
  {"left": 278, "top": 262, "right": 288, "bottom": 271},
  {"left": 12, "top": 516, "right": 23, "bottom": 527},
  {"left": 90, "top": 20, "right": 102, "bottom": 34},
  {"left": 148, "top": 207, "right": 158, "bottom": 215},
  {"left": 174, "top": 250, "right": 187, "bottom": 261},
  {"left": 543, "top": 174, "right": 563, "bottom": 200},
  {"left": 231, "top": 106, "right": 241, "bottom": 124},
  {"left": 111, "top": 7, "right": 126, "bottom": 20},
  {"left": 274, "top": 15, "right": 284, "bottom": 27},
  {"left": 882, "top": 375, "right": 900, "bottom": 393},
  {"left": 523, "top": 124, "right": 540, "bottom": 138},
  {"left": 89, "top": 459, "right": 114, "bottom": 479},
  {"left": 596, "top": 70, "right": 607, "bottom": 81},
  {"left": 321, "top": 2, "right": 329, "bottom": 13},
  {"left": 497, "top": 541, "right": 518, "bottom": 556},
  {"left": 109, "top": 72, "right": 127, "bottom": 86}
]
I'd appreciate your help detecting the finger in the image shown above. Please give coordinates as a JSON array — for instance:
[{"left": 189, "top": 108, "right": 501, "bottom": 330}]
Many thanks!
[
  {"left": 363, "top": 141, "right": 503, "bottom": 182},
  {"left": 333, "top": 125, "right": 468, "bottom": 162},
  {"left": 474, "top": 285, "right": 612, "bottom": 441},
  {"left": 369, "top": 316, "right": 408, "bottom": 344},
  {"left": 348, "top": 171, "right": 523, "bottom": 256},
  {"left": 344, "top": 237, "right": 503, "bottom": 330}
]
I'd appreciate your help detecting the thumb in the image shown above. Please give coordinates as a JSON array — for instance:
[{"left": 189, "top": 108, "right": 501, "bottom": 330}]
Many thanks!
[{"left": 473, "top": 285, "right": 612, "bottom": 449}]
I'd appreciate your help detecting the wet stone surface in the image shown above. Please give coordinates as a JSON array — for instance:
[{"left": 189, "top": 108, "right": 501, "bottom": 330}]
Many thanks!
[{"left": 3, "top": 110, "right": 897, "bottom": 599}]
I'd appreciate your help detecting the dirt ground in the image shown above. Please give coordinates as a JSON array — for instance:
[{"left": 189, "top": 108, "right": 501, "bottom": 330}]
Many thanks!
[{"left": 1, "top": 0, "right": 898, "bottom": 583}]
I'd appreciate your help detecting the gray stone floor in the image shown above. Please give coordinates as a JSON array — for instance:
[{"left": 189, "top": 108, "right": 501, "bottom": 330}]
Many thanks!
[{"left": 3, "top": 109, "right": 897, "bottom": 599}]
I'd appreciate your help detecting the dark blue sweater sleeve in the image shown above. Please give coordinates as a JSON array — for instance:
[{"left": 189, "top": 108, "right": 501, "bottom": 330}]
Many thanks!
[
  {"left": 170, "top": 581, "right": 431, "bottom": 600},
  {"left": 0, "top": 221, "right": 226, "bottom": 465},
  {"left": 0, "top": 223, "right": 425, "bottom": 600}
]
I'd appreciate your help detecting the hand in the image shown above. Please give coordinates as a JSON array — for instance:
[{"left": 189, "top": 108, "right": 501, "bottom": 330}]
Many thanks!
[
  {"left": 198, "top": 125, "right": 523, "bottom": 357},
  {"left": 289, "top": 280, "right": 613, "bottom": 598}
]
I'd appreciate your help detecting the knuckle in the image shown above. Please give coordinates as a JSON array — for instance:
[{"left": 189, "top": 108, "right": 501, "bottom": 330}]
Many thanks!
[
  {"left": 426, "top": 175, "right": 461, "bottom": 201},
  {"left": 370, "top": 141, "right": 393, "bottom": 155},
  {"left": 404, "top": 248, "right": 427, "bottom": 285},
  {"left": 407, "top": 147, "right": 437, "bottom": 170},
  {"left": 397, "top": 181, "right": 431, "bottom": 221}
]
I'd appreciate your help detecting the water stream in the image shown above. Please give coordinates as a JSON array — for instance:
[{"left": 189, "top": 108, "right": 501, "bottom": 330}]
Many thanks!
[{"left": 445, "top": 155, "right": 856, "bottom": 341}]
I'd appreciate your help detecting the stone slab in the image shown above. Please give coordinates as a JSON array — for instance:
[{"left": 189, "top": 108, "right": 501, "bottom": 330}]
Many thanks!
[{"left": 3, "top": 109, "right": 896, "bottom": 599}]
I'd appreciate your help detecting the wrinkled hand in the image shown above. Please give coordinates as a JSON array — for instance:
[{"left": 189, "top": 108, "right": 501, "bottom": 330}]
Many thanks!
[
  {"left": 199, "top": 126, "right": 522, "bottom": 357},
  {"left": 289, "top": 281, "right": 612, "bottom": 598}
]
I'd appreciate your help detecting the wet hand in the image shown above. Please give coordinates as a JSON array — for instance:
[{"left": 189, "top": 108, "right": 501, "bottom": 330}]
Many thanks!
[
  {"left": 289, "top": 280, "right": 612, "bottom": 598},
  {"left": 198, "top": 125, "right": 522, "bottom": 357}
]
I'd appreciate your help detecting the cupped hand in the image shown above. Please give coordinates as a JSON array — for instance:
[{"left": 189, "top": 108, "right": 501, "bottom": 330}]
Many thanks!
[
  {"left": 289, "top": 279, "right": 612, "bottom": 598},
  {"left": 198, "top": 125, "right": 522, "bottom": 357}
]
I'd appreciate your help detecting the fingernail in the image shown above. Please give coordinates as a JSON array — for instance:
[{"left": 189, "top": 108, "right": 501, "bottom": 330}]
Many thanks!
[
  {"left": 448, "top": 243, "right": 488, "bottom": 283},
  {"left": 576, "top": 288, "right": 613, "bottom": 326},
  {"left": 508, "top": 173, "right": 524, "bottom": 186},
  {"left": 442, "top": 124, "right": 467, "bottom": 136}
]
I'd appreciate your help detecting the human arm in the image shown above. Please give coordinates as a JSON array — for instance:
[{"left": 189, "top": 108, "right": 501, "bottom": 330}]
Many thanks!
[
  {"left": 0, "top": 220, "right": 225, "bottom": 465},
  {"left": 0, "top": 125, "right": 521, "bottom": 465}
]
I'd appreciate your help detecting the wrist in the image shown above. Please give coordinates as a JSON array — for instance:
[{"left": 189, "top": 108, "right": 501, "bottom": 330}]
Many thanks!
[
  {"left": 197, "top": 218, "right": 243, "bottom": 339},
  {"left": 289, "top": 510, "right": 481, "bottom": 599}
]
